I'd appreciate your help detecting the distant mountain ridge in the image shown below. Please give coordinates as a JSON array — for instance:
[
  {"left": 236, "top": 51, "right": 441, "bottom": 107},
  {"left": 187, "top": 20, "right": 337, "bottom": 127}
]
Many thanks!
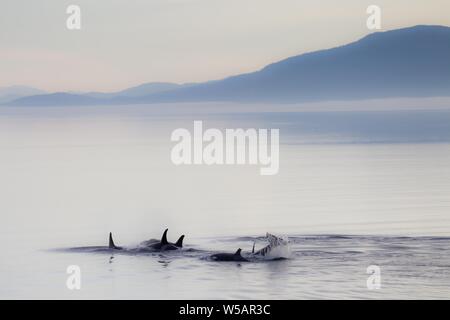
[
  {"left": 7, "top": 25, "right": 450, "bottom": 106},
  {"left": 8, "top": 82, "right": 188, "bottom": 106},
  {"left": 0, "top": 85, "right": 47, "bottom": 104},
  {"left": 84, "top": 82, "right": 187, "bottom": 99}
]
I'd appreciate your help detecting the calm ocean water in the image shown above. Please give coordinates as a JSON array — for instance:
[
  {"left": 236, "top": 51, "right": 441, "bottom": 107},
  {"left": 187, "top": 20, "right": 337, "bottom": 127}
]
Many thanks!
[{"left": 0, "top": 104, "right": 449, "bottom": 299}]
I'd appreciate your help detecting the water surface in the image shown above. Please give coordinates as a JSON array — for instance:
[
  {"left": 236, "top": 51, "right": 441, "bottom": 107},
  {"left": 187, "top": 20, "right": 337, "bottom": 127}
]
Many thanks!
[{"left": 0, "top": 104, "right": 449, "bottom": 299}]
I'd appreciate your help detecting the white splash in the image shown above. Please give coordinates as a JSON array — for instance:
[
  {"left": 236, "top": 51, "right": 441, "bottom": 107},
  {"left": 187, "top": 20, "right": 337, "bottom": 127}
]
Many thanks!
[{"left": 254, "top": 233, "right": 292, "bottom": 260}]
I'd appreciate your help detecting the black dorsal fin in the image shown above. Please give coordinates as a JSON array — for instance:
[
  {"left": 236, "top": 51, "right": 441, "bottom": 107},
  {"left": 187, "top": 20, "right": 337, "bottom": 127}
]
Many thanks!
[
  {"left": 161, "top": 229, "right": 169, "bottom": 245},
  {"left": 175, "top": 235, "right": 185, "bottom": 248},
  {"left": 235, "top": 248, "right": 242, "bottom": 256},
  {"left": 109, "top": 232, "right": 119, "bottom": 249},
  {"left": 252, "top": 242, "right": 255, "bottom": 254}
]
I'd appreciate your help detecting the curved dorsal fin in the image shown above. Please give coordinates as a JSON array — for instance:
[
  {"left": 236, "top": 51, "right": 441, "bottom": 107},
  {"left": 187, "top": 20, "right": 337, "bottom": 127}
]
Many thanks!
[
  {"left": 235, "top": 248, "right": 242, "bottom": 256},
  {"left": 109, "top": 232, "right": 119, "bottom": 249},
  {"left": 161, "top": 229, "right": 169, "bottom": 245},
  {"left": 175, "top": 235, "right": 185, "bottom": 248}
]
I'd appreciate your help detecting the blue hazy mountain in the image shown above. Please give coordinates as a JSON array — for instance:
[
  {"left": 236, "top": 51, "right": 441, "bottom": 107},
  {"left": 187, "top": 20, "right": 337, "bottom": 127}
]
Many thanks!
[
  {"left": 11, "top": 92, "right": 102, "bottom": 106},
  {"left": 9, "top": 82, "right": 186, "bottom": 106},
  {"left": 134, "top": 25, "right": 450, "bottom": 103},
  {"left": 84, "top": 82, "right": 185, "bottom": 99},
  {"left": 8, "top": 25, "right": 450, "bottom": 106},
  {"left": 0, "top": 85, "right": 46, "bottom": 104}
]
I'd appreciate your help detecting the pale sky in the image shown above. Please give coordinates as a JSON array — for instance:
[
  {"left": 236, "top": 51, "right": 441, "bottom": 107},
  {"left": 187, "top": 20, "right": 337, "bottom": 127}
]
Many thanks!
[{"left": 1, "top": 0, "right": 449, "bottom": 92}]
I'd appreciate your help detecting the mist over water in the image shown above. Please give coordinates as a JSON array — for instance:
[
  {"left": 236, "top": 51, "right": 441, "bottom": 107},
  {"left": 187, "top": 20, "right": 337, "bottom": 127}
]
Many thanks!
[{"left": 0, "top": 104, "right": 449, "bottom": 299}]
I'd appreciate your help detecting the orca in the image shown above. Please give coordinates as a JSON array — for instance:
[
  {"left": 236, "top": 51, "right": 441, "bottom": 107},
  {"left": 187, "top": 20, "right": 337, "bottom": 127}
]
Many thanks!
[
  {"left": 209, "top": 233, "right": 290, "bottom": 262},
  {"left": 175, "top": 235, "right": 185, "bottom": 248},
  {"left": 109, "top": 229, "right": 184, "bottom": 252},
  {"left": 210, "top": 248, "right": 248, "bottom": 262},
  {"left": 109, "top": 232, "right": 122, "bottom": 250},
  {"left": 141, "top": 229, "right": 184, "bottom": 250}
]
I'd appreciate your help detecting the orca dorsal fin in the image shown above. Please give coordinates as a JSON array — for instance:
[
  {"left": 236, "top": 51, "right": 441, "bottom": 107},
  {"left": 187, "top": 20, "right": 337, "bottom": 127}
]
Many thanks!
[
  {"left": 161, "top": 229, "right": 169, "bottom": 245},
  {"left": 252, "top": 242, "right": 255, "bottom": 254},
  {"left": 235, "top": 248, "right": 242, "bottom": 256},
  {"left": 175, "top": 235, "right": 185, "bottom": 248},
  {"left": 109, "top": 232, "right": 118, "bottom": 249}
]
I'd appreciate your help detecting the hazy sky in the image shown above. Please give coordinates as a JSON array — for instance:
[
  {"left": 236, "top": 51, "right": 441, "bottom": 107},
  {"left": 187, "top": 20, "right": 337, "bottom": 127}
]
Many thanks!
[{"left": 1, "top": 0, "right": 449, "bottom": 92}]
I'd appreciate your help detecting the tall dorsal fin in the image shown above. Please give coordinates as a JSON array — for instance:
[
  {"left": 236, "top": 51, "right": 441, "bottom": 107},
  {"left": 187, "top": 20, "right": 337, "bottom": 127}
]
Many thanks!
[
  {"left": 252, "top": 242, "right": 255, "bottom": 254},
  {"left": 175, "top": 235, "right": 185, "bottom": 248},
  {"left": 109, "top": 232, "right": 120, "bottom": 249},
  {"left": 161, "top": 229, "right": 169, "bottom": 245},
  {"left": 235, "top": 248, "right": 242, "bottom": 256}
]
